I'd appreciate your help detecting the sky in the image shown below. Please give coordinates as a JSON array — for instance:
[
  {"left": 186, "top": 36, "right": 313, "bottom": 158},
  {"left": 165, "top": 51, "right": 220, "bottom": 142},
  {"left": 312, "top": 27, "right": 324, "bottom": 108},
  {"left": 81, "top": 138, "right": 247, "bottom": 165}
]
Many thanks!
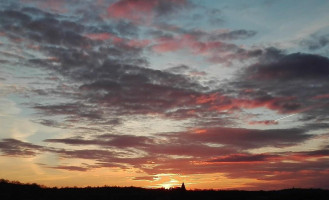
[{"left": 0, "top": 0, "right": 329, "bottom": 190}]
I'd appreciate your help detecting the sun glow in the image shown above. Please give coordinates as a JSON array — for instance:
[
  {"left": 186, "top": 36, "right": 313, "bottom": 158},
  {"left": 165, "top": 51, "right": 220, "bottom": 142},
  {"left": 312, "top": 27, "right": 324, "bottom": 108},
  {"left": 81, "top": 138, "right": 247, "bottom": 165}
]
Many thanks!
[
  {"left": 161, "top": 183, "right": 173, "bottom": 189},
  {"left": 159, "top": 178, "right": 180, "bottom": 189}
]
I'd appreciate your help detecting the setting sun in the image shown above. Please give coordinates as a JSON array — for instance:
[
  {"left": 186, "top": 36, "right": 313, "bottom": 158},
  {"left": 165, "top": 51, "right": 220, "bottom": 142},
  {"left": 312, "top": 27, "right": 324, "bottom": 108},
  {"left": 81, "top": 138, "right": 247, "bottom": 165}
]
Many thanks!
[{"left": 161, "top": 183, "right": 173, "bottom": 189}]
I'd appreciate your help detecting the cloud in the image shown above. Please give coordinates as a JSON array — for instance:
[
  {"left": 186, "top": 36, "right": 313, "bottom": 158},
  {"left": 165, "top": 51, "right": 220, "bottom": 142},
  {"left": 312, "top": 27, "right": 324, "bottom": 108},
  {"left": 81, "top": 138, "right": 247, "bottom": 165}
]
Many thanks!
[
  {"left": 232, "top": 48, "right": 329, "bottom": 125},
  {"left": 151, "top": 30, "right": 262, "bottom": 64},
  {"left": 301, "top": 33, "right": 329, "bottom": 51},
  {"left": 1, "top": 6, "right": 236, "bottom": 127},
  {"left": 107, "top": 0, "right": 188, "bottom": 24},
  {"left": 36, "top": 124, "right": 313, "bottom": 176},
  {"left": 85, "top": 33, "right": 113, "bottom": 41},
  {"left": 85, "top": 32, "right": 150, "bottom": 48},
  {"left": 313, "top": 94, "right": 329, "bottom": 99},
  {"left": 5, "top": 14, "right": 312, "bottom": 127},
  {"left": 1, "top": 134, "right": 328, "bottom": 190},
  {"left": 33, "top": 103, "right": 105, "bottom": 127},
  {"left": 133, "top": 176, "right": 156, "bottom": 181},
  {"left": 246, "top": 53, "right": 329, "bottom": 80},
  {"left": 0, "top": 9, "right": 88, "bottom": 48},
  {"left": 0, "top": 7, "right": 268, "bottom": 129},
  {"left": 293, "top": 149, "right": 329, "bottom": 158},
  {"left": 206, "top": 153, "right": 275, "bottom": 163},
  {"left": 207, "top": 9, "right": 224, "bottom": 26},
  {"left": 1, "top": 7, "right": 205, "bottom": 124},
  {"left": 161, "top": 127, "right": 312, "bottom": 150},
  {"left": 49, "top": 165, "right": 90, "bottom": 172},
  {"left": 209, "top": 29, "right": 257, "bottom": 40},
  {"left": 23, "top": 0, "right": 69, "bottom": 14},
  {"left": 114, "top": 20, "right": 140, "bottom": 37},
  {"left": 195, "top": 92, "right": 301, "bottom": 114},
  {"left": 140, "top": 156, "right": 329, "bottom": 185},
  {"left": 44, "top": 134, "right": 152, "bottom": 149},
  {"left": 42, "top": 125, "right": 312, "bottom": 171},
  {"left": 44, "top": 133, "right": 235, "bottom": 159},
  {"left": 1, "top": 7, "right": 325, "bottom": 125},
  {"left": 249, "top": 120, "right": 279, "bottom": 125},
  {"left": 0, "top": 138, "right": 45, "bottom": 157}
]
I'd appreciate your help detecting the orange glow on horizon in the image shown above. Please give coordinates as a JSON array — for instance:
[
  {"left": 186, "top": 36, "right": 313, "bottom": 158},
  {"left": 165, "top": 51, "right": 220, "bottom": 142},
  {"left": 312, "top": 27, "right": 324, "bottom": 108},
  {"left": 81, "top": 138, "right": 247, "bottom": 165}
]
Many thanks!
[{"left": 193, "top": 129, "right": 207, "bottom": 134}]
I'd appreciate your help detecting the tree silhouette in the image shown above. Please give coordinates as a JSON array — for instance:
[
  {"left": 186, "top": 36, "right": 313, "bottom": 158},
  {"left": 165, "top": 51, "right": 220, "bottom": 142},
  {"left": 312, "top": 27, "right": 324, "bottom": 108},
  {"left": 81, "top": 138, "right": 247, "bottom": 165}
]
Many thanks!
[{"left": 1, "top": 179, "right": 329, "bottom": 200}]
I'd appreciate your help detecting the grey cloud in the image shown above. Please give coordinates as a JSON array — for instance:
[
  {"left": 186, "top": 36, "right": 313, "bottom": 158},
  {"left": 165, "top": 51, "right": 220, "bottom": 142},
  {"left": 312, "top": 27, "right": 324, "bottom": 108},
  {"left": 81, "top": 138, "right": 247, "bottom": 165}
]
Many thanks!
[
  {"left": 146, "top": 29, "right": 174, "bottom": 39},
  {"left": 164, "top": 65, "right": 190, "bottom": 73},
  {"left": 114, "top": 20, "right": 140, "bottom": 38},
  {"left": 208, "top": 8, "right": 224, "bottom": 25},
  {"left": 50, "top": 165, "right": 90, "bottom": 171},
  {"left": 0, "top": 9, "right": 90, "bottom": 48},
  {"left": 44, "top": 133, "right": 235, "bottom": 158},
  {"left": 210, "top": 30, "right": 257, "bottom": 40},
  {"left": 34, "top": 103, "right": 104, "bottom": 120},
  {"left": 0, "top": 138, "right": 46, "bottom": 157},
  {"left": 45, "top": 134, "right": 153, "bottom": 149},
  {"left": 246, "top": 53, "right": 329, "bottom": 80},
  {"left": 161, "top": 127, "right": 312, "bottom": 149},
  {"left": 233, "top": 49, "right": 329, "bottom": 125},
  {"left": 0, "top": 10, "right": 31, "bottom": 26},
  {"left": 301, "top": 34, "right": 329, "bottom": 51},
  {"left": 36, "top": 119, "right": 66, "bottom": 128},
  {"left": 44, "top": 125, "right": 312, "bottom": 165},
  {"left": 26, "top": 18, "right": 88, "bottom": 47},
  {"left": 206, "top": 153, "right": 275, "bottom": 163},
  {"left": 114, "top": 20, "right": 139, "bottom": 37},
  {"left": 155, "top": 0, "right": 190, "bottom": 17}
]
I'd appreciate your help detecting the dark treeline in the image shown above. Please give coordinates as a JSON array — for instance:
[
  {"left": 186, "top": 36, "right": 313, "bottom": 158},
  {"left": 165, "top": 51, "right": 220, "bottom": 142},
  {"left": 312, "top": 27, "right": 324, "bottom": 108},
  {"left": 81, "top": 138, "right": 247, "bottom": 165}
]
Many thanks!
[{"left": 1, "top": 179, "right": 329, "bottom": 200}]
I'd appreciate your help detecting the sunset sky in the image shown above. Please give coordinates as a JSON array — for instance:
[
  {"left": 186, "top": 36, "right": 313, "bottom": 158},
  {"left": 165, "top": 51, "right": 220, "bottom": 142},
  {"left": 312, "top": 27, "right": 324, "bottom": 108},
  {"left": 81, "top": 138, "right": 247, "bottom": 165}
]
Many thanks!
[{"left": 1, "top": 0, "right": 329, "bottom": 190}]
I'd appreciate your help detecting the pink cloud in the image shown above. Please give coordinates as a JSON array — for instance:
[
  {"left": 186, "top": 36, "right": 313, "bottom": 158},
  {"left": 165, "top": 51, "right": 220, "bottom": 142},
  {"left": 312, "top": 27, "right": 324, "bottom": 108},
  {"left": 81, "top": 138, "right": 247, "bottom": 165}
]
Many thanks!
[
  {"left": 313, "top": 94, "right": 329, "bottom": 99},
  {"left": 85, "top": 33, "right": 112, "bottom": 41},
  {"left": 152, "top": 36, "right": 183, "bottom": 52},
  {"left": 152, "top": 34, "right": 207, "bottom": 53},
  {"left": 249, "top": 120, "right": 279, "bottom": 125},
  {"left": 195, "top": 93, "right": 219, "bottom": 104},
  {"left": 108, "top": 0, "right": 156, "bottom": 24},
  {"left": 151, "top": 33, "right": 252, "bottom": 64},
  {"left": 107, "top": 0, "right": 186, "bottom": 24},
  {"left": 127, "top": 39, "right": 151, "bottom": 48},
  {"left": 231, "top": 97, "right": 299, "bottom": 113},
  {"left": 194, "top": 93, "right": 299, "bottom": 114},
  {"left": 85, "top": 33, "right": 150, "bottom": 48},
  {"left": 189, "top": 71, "right": 206, "bottom": 76},
  {"left": 85, "top": 33, "right": 123, "bottom": 43}
]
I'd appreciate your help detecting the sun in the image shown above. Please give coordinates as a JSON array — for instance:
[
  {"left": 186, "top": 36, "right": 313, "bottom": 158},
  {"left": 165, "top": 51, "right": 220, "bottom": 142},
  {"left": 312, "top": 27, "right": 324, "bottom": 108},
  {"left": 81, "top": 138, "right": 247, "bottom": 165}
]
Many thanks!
[{"left": 161, "top": 183, "right": 173, "bottom": 189}]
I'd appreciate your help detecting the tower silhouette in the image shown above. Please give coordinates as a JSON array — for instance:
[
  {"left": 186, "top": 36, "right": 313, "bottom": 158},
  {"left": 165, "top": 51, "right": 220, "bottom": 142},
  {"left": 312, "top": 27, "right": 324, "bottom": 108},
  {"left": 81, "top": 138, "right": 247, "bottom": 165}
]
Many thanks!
[{"left": 181, "top": 182, "right": 186, "bottom": 191}]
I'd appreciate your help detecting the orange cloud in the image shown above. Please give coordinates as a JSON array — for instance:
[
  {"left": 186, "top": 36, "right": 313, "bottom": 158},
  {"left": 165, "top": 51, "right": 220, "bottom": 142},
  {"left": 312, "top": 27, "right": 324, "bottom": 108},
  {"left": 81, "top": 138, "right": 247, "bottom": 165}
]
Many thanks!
[{"left": 193, "top": 129, "right": 207, "bottom": 134}]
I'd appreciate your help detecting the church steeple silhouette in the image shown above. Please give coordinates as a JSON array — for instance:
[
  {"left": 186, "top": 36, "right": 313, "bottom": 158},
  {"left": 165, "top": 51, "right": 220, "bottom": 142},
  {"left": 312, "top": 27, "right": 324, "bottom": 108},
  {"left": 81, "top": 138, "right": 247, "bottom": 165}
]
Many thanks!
[{"left": 181, "top": 182, "right": 186, "bottom": 191}]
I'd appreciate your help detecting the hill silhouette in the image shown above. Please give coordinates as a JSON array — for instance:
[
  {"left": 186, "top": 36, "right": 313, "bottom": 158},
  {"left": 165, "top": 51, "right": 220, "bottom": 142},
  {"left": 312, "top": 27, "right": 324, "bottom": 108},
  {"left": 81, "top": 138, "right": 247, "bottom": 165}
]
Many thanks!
[{"left": 1, "top": 179, "right": 328, "bottom": 200}]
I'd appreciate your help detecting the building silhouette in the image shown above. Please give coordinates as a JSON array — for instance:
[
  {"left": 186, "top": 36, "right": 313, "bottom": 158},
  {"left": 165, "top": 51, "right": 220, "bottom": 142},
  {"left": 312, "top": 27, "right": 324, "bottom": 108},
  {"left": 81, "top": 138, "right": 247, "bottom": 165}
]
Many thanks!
[{"left": 181, "top": 182, "right": 186, "bottom": 191}]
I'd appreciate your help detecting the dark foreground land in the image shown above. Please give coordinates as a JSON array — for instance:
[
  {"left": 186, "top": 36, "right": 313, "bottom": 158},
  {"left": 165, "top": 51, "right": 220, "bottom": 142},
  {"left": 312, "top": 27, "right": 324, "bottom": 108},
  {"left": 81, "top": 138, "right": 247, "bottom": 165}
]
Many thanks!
[{"left": 1, "top": 179, "right": 329, "bottom": 200}]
